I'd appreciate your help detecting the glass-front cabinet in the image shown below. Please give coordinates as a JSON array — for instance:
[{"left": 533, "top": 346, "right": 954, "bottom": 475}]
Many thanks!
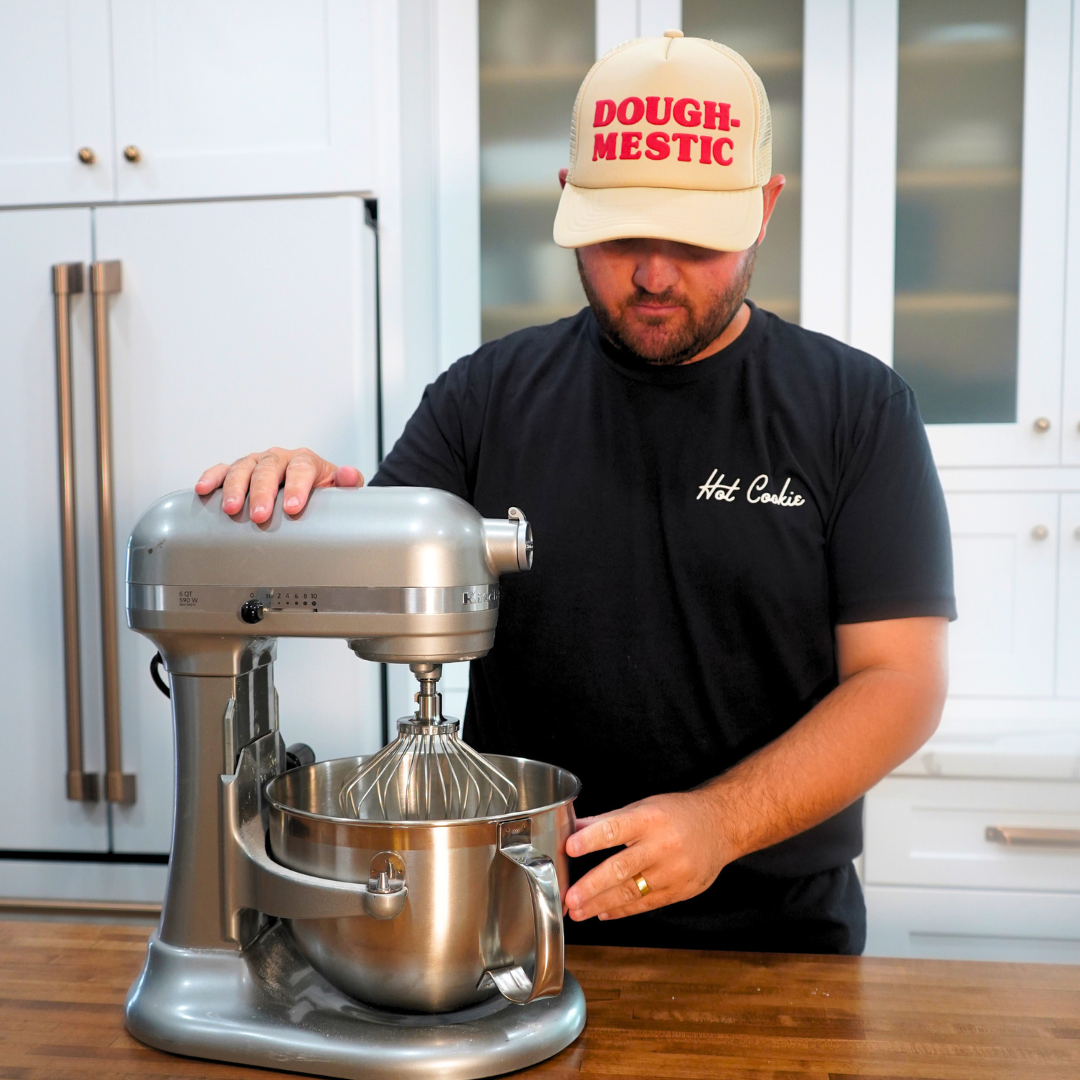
[
  {"left": 478, "top": 0, "right": 594, "bottom": 342},
  {"left": 682, "top": 0, "right": 804, "bottom": 323},
  {"left": 852, "top": 0, "right": 1072, "bottom": 466},
  {"left": 892, "top": 0, "right": 1026, "bottom": 427},
  {"left": 846, "top": 0, "right": 1078, "bottom": 697}
]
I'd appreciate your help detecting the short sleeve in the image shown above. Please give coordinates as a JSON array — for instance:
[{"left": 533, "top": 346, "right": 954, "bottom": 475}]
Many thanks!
[
  {"left": 828, "top": 388, "right": 956, "bottom": 624},
  {"left": 369, "top": 352, "right": 491, "bottom": 500}
]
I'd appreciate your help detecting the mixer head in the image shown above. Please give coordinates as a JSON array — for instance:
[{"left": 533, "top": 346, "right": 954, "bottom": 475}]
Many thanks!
[
  {"left": 125, "top": 488, "right": 533, "bottom": 675},
  {"left": 338, "top": 663, "right": 519, "bottom": 821}
]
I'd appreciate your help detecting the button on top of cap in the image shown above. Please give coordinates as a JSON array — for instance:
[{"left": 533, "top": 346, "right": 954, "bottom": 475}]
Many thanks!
[{"left": 664, "top": 29, "right": 683, "bottom": 37}]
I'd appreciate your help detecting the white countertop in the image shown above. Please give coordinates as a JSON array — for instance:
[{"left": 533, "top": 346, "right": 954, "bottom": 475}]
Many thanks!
[{"left": 893, "top": 700, "right": 1080, "bottom": 780}]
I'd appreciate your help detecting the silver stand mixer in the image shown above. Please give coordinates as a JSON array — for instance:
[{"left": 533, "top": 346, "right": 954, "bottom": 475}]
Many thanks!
[{"left": 123, "top": 486, "right": 586, "bottom": 1079}]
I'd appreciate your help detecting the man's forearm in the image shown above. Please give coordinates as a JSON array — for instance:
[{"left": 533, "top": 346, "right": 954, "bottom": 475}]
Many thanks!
[{"left": 700, "top": 618, "right": 948, "bottom": 865}]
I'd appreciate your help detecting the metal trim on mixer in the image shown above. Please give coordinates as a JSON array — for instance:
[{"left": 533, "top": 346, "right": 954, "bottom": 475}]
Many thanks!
[{"left": 128, "top": 582, "right": 500, "bottom": 615}]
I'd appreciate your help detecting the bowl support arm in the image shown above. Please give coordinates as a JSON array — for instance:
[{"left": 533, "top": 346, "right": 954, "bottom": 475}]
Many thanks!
[{"left": 221, "top": 731, "right": 407, "bottom": 941}]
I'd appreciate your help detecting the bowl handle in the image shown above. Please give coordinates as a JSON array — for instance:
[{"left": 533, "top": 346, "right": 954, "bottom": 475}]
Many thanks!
[{"left": 477, "top": 818, "right": 564, "bottom": 1004}]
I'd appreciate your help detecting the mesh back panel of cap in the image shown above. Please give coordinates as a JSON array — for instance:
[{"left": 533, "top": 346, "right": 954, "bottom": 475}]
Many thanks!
[{"left": 710, "top": 40, "right": 773, "bottom": 185}]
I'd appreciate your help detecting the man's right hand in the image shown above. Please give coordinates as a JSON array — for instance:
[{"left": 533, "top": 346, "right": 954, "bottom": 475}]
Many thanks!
[{"left": 195, "top": 448, "right": 363, "bottom": 524}]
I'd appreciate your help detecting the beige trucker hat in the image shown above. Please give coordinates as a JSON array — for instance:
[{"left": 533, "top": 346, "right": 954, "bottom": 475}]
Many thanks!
[{"left": 553, "top": 30, "right": 772, "bottom": 252}]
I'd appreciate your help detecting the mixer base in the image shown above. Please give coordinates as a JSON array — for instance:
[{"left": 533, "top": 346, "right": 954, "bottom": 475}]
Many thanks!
[{"left": 125, "top": 922, "right": 587, "bottom": 1079}]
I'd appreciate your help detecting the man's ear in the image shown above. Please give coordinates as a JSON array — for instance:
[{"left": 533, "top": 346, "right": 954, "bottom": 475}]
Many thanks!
[
  {"left": 559, "top": 168, "right": 568, "bottom": 190},
  {"left": 756, "top": 174, "right": 786, "bottom": 244}
]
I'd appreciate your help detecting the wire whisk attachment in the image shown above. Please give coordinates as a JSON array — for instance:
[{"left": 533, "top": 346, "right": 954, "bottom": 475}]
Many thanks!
[{"left": 338, "top": 664, "right": 518, "bottom": 821}]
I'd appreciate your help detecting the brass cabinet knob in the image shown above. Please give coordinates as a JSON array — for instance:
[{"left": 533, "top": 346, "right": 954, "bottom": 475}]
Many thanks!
[
  {"left": 77, "top": 147, "right": 96, "bottom": 165},
  {"left": 1032, "top": 525, "right": 1049, "bottom": 541},
  {"left": 1075, "top": 525, "right": 1080, "bottom": 540},
  {"left": 123, "top": 145, "right": 142, "bottom": 163},
  {"left": 1033, "top": 417, "right": 1051, "bottom": 432}
]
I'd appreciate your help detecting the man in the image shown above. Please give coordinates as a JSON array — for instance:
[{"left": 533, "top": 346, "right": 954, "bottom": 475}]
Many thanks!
[{"left": 197, "top": 32, "right": 954, "bottom": 954}]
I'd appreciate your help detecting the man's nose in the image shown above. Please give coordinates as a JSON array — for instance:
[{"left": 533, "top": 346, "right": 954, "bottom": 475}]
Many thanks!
[{"left": 632, "top": 255, "right": 680, "bottom": 295}]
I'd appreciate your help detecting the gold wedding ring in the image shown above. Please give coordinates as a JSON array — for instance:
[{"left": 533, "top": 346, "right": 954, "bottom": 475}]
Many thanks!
[{"left": 633, "top": 873, "right": 650, "bottom": 897}]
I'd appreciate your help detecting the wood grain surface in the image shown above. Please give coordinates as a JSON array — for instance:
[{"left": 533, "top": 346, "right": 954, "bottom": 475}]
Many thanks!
[{"left": 1, "top": 918, "right": 1078, "bottom": 1079}]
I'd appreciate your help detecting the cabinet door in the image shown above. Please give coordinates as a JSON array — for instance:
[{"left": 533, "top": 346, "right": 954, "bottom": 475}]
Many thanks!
[
  {"left": 0, "top": 0, "right": 114, "bottom": 207},
  {"left": 1059, "top": 494, "right": 1080, "bottom": 697},
  {"left": 864, "top": 884, "right": 1080, "bottom": 963},
  {"left": 94, "top": 197, "right": 380, "bottom": 853},
  {"left": 478, "top": 0, "right": 593, "bottom": 342},
  {"left": 851, "top": 0, "right": 1071, "bottom": 466},
  {"left": 682, "top": 1, "right": 804, "bottom": 325},
  {"left": 110, "top": 1, "right": 375, "bottom": 201},
  {"left": 946, "top": 491, "right": 1058, "bottom": 697},
  {"left": 0, "top": 208, "right": 109, "bottom": 850}
]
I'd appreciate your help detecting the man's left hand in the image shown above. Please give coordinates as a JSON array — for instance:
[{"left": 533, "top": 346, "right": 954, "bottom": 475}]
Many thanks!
[{"left": 563, "top": 791, "right": 730, "bottom": 922}]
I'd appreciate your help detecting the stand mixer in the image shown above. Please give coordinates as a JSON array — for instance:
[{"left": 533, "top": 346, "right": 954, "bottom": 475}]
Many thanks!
[{"left": 123, "top": 486, "right": 586, "bottom": 1079}]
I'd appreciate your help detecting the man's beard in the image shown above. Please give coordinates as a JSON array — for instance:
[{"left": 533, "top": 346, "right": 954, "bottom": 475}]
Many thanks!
[{"left": 576, "top": 246, "right": 756, "bottom": 366}]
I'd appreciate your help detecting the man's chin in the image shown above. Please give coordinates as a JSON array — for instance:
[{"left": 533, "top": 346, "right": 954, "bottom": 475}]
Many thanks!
[
  {"left": 611, "top": 314, "right": 688, "bottom": 357},
  {"left": 612, "top": 324, "right": 695, "bottom": 363}
]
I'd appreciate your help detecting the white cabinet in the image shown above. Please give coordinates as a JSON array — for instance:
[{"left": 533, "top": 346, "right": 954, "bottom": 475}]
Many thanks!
[
  {"left": 0, "top": 1, "right": 376, "bottom": 208},
  {"left": 0, "top": 208, "right": 108, "bottom": 851},
  {"left": 110, "top": 0, "right": 375, "bottom": 201},
  {"left": 0, "top": 195, "right": 382, "bottom": 861},
  {"left": 92, "top": 196, "right": 382, "bottom": 852},
  {"left": 864, "top": 776, "right": 1080, "bottom": 964},
  {"left": 0, "top": 0, "right": 115, "bottom": 206},
  {"left": 945, "top": 491, "right": 1059, "bottom": 698},
  {"left": 837, "top": 0, "right": 1080, "bottom": 962},
  {"left": 865, "top": 777, "right": 1080, "bottom": 891},
  {"left": 0, "top": 0, "right": 448, "bottom": 892}
]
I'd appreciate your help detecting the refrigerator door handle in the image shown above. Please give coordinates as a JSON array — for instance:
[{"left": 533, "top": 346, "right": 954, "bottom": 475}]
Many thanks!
[
  {"left": 90, "top": 260, "right": 136, "bottom": 805},
  {"left": 52, "top": 263, "right": 100, "bottom": 803}
]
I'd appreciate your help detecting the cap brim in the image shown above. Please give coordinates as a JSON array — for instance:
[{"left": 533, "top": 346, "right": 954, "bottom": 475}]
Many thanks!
[{"left": 553, "top": 182, "right": 763, "bottom": 252}]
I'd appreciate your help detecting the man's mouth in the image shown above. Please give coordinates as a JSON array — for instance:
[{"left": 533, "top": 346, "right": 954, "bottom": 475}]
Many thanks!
[{"left": 628, "top": 301, "right": 686, "bottom": 318}]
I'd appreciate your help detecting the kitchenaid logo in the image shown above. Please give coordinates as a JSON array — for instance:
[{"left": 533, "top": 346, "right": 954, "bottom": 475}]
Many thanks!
[
  {"left": 697, "top": 469, "right": 806, "bottom": 508},
  {"left": 462, "top": 587, "right": 499, "bottom": 606},
  {"left": 591, "top": 95, "right": 740, "bottom": 165}
]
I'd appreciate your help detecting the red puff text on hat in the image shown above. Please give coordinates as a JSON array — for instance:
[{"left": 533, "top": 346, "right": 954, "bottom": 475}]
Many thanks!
[
  {"left": 591, "top": 96, "right": 740, "bottom": 166},
  {"left": 593, "top": 97, "right": 740, "bottom": 131}
]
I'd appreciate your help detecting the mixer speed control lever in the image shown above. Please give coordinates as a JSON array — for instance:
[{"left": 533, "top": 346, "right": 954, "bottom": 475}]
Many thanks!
[{"left": 239, "top": 599, "right": 265, "bottom": 624}]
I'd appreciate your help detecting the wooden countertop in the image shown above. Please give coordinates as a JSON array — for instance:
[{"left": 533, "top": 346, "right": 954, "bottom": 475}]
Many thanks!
[{"left": 1, "top": 919, "right": 1078, "bottom": 1079}]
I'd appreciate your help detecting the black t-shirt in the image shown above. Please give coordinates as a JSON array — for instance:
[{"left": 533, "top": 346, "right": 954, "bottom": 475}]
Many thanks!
[{"left": 372, "top": 303, "right": 955, "bottom": 936}]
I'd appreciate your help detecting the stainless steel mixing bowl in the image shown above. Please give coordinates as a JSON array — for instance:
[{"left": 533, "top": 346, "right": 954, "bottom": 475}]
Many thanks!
[{"left": 265, "top": 754, "right": 580, "bottom": 1013}]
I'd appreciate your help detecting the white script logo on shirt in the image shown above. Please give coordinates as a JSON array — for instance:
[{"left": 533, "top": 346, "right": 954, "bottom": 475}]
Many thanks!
[{"left": 697, "top": 468, "right": 805, "bottom": 507}]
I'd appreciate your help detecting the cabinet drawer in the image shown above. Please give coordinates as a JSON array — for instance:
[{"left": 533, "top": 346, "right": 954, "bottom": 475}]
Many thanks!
[
  {"left": 944, "top": 492, "right": 1059, "bottom": 697},
  {"left": 864, "top": 777, "right": 1080, "bottom": 891},
  {"left": 865, "top": 885, "right": 1080, "bottom": 964}
]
